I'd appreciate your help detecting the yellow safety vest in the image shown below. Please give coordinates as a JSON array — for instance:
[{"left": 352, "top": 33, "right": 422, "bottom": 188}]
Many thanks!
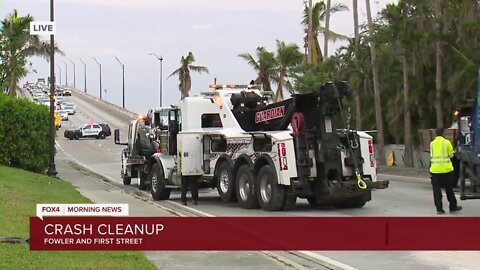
[{"left": 429, "top": 136, "right": 454, "bottom": 173}]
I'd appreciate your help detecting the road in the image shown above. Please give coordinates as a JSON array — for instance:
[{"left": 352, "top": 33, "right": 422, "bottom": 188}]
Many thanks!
[{"left": 54, "top": 90, "right": 480, "bottom": 270}]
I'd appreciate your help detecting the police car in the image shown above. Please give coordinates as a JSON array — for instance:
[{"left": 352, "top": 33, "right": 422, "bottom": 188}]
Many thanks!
[{"left": 64, "top": 122, "right": 111, "bottom": 140}]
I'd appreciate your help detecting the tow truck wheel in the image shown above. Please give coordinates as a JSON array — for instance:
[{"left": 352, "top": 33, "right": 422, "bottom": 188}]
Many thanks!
[
  {"left": 256, "top": 165, "right": 285, "bottom": 211},
  {"left": 139, "top": 171, "right": 149, "bottom": 190},
  {"left": 307, "top": 196, "right": 317, "bottom": 207},
  {"left": 216, "top": 161, "right": 236, "bottom": 202},
  {"left": 122, "top": 174, "right": 131, "bottom": 185},
  {"left": 150, "top": 162, "right": 171, "bottom": 200},
  {"left": 236, "top": 165, "right": 259, "bottom": 209},
  {"left": 282, "top": 187, "right": 297, "bottom": 211}
]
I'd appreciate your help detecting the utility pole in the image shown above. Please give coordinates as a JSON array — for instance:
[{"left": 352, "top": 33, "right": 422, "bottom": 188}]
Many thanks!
[
  {"left": 56, "top": 63, "right": 62, "bottom": 85},
  {"left": 113, "top": 56, "right": 125, "bottom": 108},
  {"left": 79, "top": 57, "right": 87, "bottom": 93},
  {"left": 62, "top": 59, "right": 68, "bottom": 86},
  {"left": 93, "top": 57, "right": 102, "bottom": 99},
  {"left": 47, "top": 0, "right": 57, "bottom": 177},
  {"left": 68, "top": 58, "right": 76, "bottom": 89},
  {"left": 148, "top": 53, "right": 163, "bottom": 107}
]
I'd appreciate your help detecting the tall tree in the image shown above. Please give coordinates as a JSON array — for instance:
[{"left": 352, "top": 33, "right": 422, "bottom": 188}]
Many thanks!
[
  {"left": 352, "top": 0, "right": 362, "bottom": 129},
  {"left": 323, "top": 0, "right": 332, "bottom": 59},
  {"left": 274, "top": 40, "right": 304, "bottom": 101},
  {"left": 434, "top": 0, "right": 444, "bottom": 128},
  {"left": 302, "top": 1, "right": 349, "bottom": 64},
  {"left": 168, "top": 52, "right": 209, "bottom": 100},
  {"left": 384, "top": 2, "right": 415, "bottom": 166},
  {"left": 365, "top": 0, "right": 385, "bottom": 165},
  {"left": 0, "top": 9, "right": 61, "bottom": 96},
  {"left": 238, "top": 47, "right": 277, "bottom": 93}
]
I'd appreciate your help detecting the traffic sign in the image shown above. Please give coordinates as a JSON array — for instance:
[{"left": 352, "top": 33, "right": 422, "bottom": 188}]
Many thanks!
[{"left": 30, "top": 21, "right": 55, "bottom": 35}]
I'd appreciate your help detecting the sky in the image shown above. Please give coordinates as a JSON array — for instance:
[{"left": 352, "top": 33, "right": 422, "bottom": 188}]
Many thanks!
[{"left": 2, "top": 0, "right": 396, "bottom": 114}]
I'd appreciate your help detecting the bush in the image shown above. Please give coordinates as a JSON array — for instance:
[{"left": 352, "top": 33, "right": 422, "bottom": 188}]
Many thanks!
[{"left": 0, "top": 93, "right": 49, "bottom": 172}]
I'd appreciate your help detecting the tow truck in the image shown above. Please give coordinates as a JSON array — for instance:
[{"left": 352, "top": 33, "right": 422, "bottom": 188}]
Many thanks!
[
  {"left": 114, "top": 115, "right": 158, "bottom": 190},
  {"left": 115, "top": 82, "right": 389, "bottom": 211},
  {"left": 420, "top": 69, "right": 480, "bottom": 200}
]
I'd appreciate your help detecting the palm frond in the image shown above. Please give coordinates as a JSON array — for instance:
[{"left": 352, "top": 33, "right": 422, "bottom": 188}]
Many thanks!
[{"left": 189, "top": 65, "right": 209, "bottom": 74}]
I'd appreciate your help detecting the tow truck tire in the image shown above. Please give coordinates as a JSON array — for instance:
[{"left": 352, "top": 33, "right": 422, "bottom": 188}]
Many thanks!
[
  {"left": 74, "top": 133, "right": 80, "bottom": 140},
  {"left": 282, "top": 187, "right": 297, "bottom": 211},
  {"left": 216, "top": 161, "right": 236, "bottom": 202},
  {"left": 122, "top": 174, "right": 131, "bottom": 185},
  {"left": 256, "top": 165, "right": 285, "bottom": 211},
  {"left": 307, "top": 196, "right": 317, "bottom": 207},
  {"left": 139, "top": 171, "right": 149, "bottom": 190},
  {"left": 335, "top": 194, "right": 368, "bottom": 209},
  {"left": 150, "top": 162, "right": 170, "bottom": 200},
  {"left": 236, "top": 165, "right": 259, "bottom": 209}
]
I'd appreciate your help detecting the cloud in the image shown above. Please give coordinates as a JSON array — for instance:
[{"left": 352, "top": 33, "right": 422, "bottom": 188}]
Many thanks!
[
  {"left": 60, "top": 0, "right": 301, "bottom": 12},
  {"left": 192, "top": 24, "right": 212, "bottom": 31}
]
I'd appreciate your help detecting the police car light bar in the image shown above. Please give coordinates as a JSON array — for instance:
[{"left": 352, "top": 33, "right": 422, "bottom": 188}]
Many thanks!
[{"left": 209, "top": 84, "right": 260, "bottom": 90}]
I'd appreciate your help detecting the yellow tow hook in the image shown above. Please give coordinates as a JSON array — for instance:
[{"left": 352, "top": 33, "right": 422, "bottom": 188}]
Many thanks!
[{"left": 355, "top": 171, "right": 367, "bottom": 189}]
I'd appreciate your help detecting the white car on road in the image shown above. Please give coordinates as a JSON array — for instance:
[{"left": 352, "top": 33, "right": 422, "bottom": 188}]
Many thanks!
[
  {"left": 57, "top": 109, "right": 69, "bottom": 121},
  {"left": 63, "top": 104, "right": 76, "bottom": 115}
]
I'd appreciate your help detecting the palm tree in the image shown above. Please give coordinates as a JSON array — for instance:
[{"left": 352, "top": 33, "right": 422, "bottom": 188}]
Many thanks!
[
  {"left": 302, "top": 0, "right": 349, "bottom": 64},
  {"left": 323, "top": 0, "right": 332, "bottom": 59},
  {"left": 274, "top": 41, "right": 304, "bottom": 101},
  {"left": 365, "top": 0, "right": 385, "bottom": 165},
  {"left": 384, "top": 2, "right": 414, "bottom": 166},
  {"left": 434, "top": 0, "right": 444, "bottom": 128},
  {"left": 238, "top": 47, "right": 277, "bottom": 93},
  {"left": 0, "top": 9, "right": 62, "bottom": 96},
  {"left": 352, "top": 0, "right": 362, "bottom": 130},
  {"left": 168, "top": 52, "right": 209, "bottom": 100}
]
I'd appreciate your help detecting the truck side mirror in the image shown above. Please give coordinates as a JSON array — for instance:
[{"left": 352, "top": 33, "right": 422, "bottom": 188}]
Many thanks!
[
  {"left": 114, "top": 129, "right": 129, "bottom": 146},
  {"left": 114, "top": 129, "right": 121, "bottom": 145}
]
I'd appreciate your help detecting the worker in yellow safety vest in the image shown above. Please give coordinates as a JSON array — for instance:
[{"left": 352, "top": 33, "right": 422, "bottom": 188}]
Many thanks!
[{"left": 429, "top": 128, "right": 462, "bottom": 214}]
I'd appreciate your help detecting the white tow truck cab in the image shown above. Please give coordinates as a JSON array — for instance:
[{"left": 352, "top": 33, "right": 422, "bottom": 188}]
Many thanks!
[{"left": 116, "top": 82, "right": 388, "bottom": 211}]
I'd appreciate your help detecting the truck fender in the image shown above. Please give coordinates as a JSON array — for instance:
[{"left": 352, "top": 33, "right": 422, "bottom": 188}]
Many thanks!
[
  {"left": 253, "top": 154, "right": 277, "bottom": 183},
  {"left": 233, "top": 154, "right": 254, "bottom": 175},
  {"left": 213, "top": 154, "right": 234, "bottom": 184},
  {"left": 148, "top": 155, "right": 167, "bottom": 181}
]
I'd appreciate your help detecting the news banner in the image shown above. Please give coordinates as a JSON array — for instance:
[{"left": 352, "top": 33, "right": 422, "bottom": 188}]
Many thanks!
[{"left": 29, "top": 203, "right": 480, "bottom": 250}]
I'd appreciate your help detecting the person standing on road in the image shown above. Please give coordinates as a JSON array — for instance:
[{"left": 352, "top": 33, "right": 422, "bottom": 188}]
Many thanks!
[
  {"left": 181, "top": 176, "right": 199, "bottom": 206},
  {"left": 429, "top": 128, "right": 462, "bottom": 214}
]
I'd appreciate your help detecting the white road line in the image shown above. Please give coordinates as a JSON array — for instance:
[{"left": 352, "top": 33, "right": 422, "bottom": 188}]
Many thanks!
[
  {"left": 297, "top": 251, "right": 359, "bottom": 270},
  {"left": 167, "top": 201, "right": 215, "bottom": 217}
]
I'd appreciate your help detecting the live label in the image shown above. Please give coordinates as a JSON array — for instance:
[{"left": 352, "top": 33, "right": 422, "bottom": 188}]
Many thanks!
[{"left": 30, "top": 22, "right": 56, "bottom": 35}]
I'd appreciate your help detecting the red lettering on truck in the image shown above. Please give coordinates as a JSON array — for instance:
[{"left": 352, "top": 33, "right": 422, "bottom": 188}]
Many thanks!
[{"left": 255, "top": 106, "right": 285, "bottom": 123}]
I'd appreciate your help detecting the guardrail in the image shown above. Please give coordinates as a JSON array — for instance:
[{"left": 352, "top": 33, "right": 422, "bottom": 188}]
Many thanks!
[{"left": 70, "top": 88, "right": 138, "bottom": 119}]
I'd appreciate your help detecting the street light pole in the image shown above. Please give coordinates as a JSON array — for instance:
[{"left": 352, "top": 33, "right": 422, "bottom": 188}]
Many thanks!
[
  {"left": 148, "top": 53, "right": 163, "bottom": 107},
  {"left": 93, "top": 57, "right": 102, "bottom": 99},
  {"left": 113, "top": 56, "right": 125, "bottom": 108},
  {"left": 47, "top": 0, "right": 57, "bottom": 177},
  {"left": 56, "top": 63, "right": 62, "bottom": 85},
  {"left": 68, "top": 58, "right": 76, "bottom": 89},
  {"left": 79, "top": 58, "right": 87, "bottom": 93},
  {"left": 61, "top": 59, "right": 68, "bottom": 86}
]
